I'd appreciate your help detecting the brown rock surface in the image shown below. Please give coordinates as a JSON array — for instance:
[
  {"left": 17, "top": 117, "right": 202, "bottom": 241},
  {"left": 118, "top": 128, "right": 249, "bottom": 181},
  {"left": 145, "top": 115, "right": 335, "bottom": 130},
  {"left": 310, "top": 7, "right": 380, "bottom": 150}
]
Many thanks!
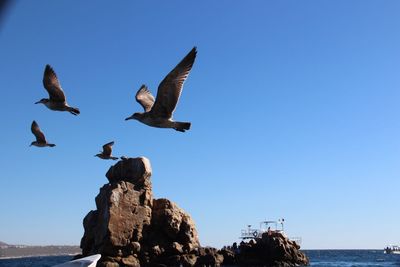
[
  {"left": 81, "top": 157, "right": 153, "bottom": 265},
  {"left": 144, "top": 198, "right": 201, "bottom": 265},
  {"left": 234, "top": 231, "right": 309, "bottom": 266},
  {"left": 106, "top": 157, "right": 152, "bottom": 186},
  {"left": 81, "top": 157, "right": 221, "bottom": 267},
  {"left": 149, "top": 199, "right": 200, "bottom": 249}
]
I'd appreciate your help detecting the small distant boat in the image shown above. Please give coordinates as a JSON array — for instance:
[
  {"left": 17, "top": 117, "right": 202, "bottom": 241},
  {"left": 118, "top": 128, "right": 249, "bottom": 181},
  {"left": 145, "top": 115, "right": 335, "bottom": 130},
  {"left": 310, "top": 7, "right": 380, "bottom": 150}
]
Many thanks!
[
  {"left": 384, "top": 245, "right": 400, "bottom": 254},
  {"left": 53, "top": 254, "right": 101, "bottom": 267}
]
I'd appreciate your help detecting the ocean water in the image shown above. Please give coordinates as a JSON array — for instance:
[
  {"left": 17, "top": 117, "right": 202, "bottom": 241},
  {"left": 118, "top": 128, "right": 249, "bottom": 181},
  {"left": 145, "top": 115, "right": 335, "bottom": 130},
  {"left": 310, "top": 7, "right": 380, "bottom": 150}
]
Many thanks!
[
  {"left": 305, "top": 250, "right": 400, "bottom": 266},
  {"left": 0, "top": 250, "right": 399, "bottom": 266},
  {"left": 0, "top": 255, "right": 73, "bottom": 267}
]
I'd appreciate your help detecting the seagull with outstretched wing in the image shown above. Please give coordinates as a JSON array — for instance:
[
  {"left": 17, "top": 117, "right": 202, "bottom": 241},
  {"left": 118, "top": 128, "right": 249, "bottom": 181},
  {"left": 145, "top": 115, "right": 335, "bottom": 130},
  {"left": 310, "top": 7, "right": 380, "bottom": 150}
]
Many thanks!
[
  {"left": 30, "top": 120, "right": 55, "bottom": 147},
  {"left": 125, "top": 47, "right": 197, "bottom": 132},
  {"left": 95, "top": 141, "right": 118, "bottom": 160},
  {"left": 35, "top": 64, "right": 80, "bottom": 115}
]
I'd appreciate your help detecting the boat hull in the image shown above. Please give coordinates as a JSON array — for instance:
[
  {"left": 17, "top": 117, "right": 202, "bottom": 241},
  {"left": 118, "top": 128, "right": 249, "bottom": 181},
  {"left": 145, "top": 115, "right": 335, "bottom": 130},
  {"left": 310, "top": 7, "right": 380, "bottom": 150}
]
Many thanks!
[{"left": 53, "top": 254, "right": 101, "bottom": 267}]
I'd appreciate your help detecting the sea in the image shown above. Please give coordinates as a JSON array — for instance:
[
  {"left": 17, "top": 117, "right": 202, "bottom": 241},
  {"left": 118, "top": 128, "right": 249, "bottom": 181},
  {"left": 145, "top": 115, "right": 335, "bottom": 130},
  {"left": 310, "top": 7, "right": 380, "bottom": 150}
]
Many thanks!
[{"left": 0, "top": 250, "right": 399, "bottom": 267}]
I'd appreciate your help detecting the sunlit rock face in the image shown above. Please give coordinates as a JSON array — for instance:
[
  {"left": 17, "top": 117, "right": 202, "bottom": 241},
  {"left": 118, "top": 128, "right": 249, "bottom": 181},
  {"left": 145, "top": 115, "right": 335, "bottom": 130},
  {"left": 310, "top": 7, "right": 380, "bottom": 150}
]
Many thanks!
[
  {"left": 81, "top": 157, "right": 153, "bottom": 262},
  {"left": 80, "top": 157, "right": 215, "bottom": 267},
  {"left": 143, "top": 198, "right": 202, "bottom": 266}
]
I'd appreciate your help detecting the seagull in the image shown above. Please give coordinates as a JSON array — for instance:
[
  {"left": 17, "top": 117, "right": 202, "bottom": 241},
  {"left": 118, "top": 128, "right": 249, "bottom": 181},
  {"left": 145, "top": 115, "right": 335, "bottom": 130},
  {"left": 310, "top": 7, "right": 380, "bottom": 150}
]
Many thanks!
[
  {"left": 35, "top": 64, "right": 80, "bottom": 115},
  {"left": 95, "top": 141, "right": 118, "bottom": 160},
  {"left": 125, "top": 47, "right": 197, "bottom": 132},
  {"left": 30, "top": 120, "right": 55, "bottom": 147}
]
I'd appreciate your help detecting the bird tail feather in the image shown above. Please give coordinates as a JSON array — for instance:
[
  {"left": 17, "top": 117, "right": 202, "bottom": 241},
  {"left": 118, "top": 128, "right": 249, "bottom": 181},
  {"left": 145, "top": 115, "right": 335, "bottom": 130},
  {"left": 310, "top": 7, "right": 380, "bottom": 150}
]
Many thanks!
[
  {"left": 68, "top": 107, "right": 80, "bottom": 115},
  {"left": 174, "top": 122, "right": 191, "bottom": 132},
  {"left": 48, "top": 144, "right": 56, "bottom": 147}
]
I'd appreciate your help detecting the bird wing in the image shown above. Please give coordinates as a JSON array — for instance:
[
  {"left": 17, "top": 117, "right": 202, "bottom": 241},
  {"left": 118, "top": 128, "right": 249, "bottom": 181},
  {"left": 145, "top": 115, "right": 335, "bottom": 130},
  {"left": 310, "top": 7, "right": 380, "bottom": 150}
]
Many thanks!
[
  {"left": 42, "top": 64, "right": 66, "bottom": 102},
  {"left": 102, "top": 141, "right": 114, "bottom": 157},
  {"left": 31, "top": 120, "right": 46, "bottom": 143},
  {"left": 151, "top": 47, "right": 197, "bottom": 118},
  {"left": 135, "top": 85, "right": 155, "bottom": 112}
]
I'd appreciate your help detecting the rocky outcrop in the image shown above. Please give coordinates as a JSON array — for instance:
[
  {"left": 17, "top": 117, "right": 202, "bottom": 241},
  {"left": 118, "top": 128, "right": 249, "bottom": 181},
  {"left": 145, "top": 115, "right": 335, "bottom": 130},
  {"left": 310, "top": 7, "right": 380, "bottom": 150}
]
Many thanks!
[
  {"left": 80, "top": 157, "right": 153, "bottom": 259},
  {"left": 233, "top": 232, "right": 309, "bottom": 266},
  {"left": 80, "top": 157, "right": 220, "bottom": 267},
  {"left": 80, "top": 157, "right": 308, "bottom": 266},
  {"left": 143, "top": 198, "right": 201, "bottom": 265},
  {"left": 80, "top": 180, "right": 152, "bottom": 258}
]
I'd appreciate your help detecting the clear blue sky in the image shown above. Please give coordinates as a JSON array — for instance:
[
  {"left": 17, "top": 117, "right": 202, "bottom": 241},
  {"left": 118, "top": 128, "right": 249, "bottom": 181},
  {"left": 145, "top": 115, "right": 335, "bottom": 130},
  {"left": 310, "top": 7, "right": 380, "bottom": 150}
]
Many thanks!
[{"left": 0, "top": 1, "right": 399, "bottom": 249}]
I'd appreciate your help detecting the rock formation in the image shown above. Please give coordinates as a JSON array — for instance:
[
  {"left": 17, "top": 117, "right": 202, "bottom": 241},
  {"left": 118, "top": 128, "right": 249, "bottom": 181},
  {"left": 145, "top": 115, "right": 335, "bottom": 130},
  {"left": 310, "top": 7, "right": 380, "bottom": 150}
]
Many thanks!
[
  {"left": 80, "top": 157, "right": 308, "bottom": 266},
  {"left": 233, "top": 232, "right": 309, "bottom": 266},
  {"left": 80, "top": 157, "right": 223, "bottom": 267},
  {"left": 80, "top": 157, "right": 153, "bottom": 263}
]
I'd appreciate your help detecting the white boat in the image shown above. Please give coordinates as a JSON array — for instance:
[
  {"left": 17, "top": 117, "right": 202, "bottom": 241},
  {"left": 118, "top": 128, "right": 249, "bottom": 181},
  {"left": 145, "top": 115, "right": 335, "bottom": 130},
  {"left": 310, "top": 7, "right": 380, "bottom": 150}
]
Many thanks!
[
  {"left": 53, "top": 254, "right": 101, "bottom": 267},
  {"left": 239, "top": 218, "right": 302, "bottom": 246},
  {"left": 384, "top": 245, "right": 400, "bottom": 254}
]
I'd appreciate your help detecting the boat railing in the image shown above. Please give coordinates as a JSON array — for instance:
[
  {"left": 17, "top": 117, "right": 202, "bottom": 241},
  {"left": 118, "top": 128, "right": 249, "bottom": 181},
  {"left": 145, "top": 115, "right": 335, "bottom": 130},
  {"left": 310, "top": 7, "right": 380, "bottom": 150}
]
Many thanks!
[
  {"left": 240, "top": 228, "right": 262, "bottom": 239},
  {"left": 240, "top": 219, "right": 301, "bottom": 246},
  {"left": 241, "top": 229, "right": 289, "bottom": 239}
]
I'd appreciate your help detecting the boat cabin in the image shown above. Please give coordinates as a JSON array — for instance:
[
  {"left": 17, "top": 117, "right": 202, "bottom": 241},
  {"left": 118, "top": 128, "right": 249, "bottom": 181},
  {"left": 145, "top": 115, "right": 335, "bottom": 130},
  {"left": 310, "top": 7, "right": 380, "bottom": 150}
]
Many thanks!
[
  {"left": 240, "top": 219, "right": 285, "bottom": 239},
  {"left": 239, "top": 218, "right": 302, "bottom": 246}
]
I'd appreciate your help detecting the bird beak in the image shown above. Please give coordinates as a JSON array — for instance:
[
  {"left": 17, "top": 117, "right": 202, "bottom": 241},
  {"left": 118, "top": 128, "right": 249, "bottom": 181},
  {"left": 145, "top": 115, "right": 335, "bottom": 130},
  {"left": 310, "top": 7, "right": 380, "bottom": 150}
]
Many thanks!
[
  {"left": 125, "top": 116, "right": 132, "bottom": 121},
  {"left": 29, "top": 144, "right": 32, "bottom": 147},
  {"left": 35, "top": 101, "right": 41, "bottom": 104}
]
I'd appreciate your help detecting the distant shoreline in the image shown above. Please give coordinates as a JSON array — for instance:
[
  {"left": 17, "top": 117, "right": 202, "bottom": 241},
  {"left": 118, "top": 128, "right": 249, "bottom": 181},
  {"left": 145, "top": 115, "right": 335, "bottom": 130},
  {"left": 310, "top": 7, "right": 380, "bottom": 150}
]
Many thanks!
[
  {"left": 0, "top": 245, "right": 81, "bottom": 259},
  {"left": 0, "top": 253, "right": 77, "bottom": 260}
]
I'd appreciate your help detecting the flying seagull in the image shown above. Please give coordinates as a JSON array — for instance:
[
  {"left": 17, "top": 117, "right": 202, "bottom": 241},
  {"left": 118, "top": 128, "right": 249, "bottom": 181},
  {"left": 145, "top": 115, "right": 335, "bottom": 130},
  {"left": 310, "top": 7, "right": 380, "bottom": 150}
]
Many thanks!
[
  {"left": 30, "top": 120, "right": 55, "bottom": 147},
  {"left": 95, "top": 141, "right": 118, "bottom": 160},
  {"left": 35, "top": 64, "right": 80, "bottom": 115},
  {"left": 125, "top": 47, "right": 197, "bottom": 132}
]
